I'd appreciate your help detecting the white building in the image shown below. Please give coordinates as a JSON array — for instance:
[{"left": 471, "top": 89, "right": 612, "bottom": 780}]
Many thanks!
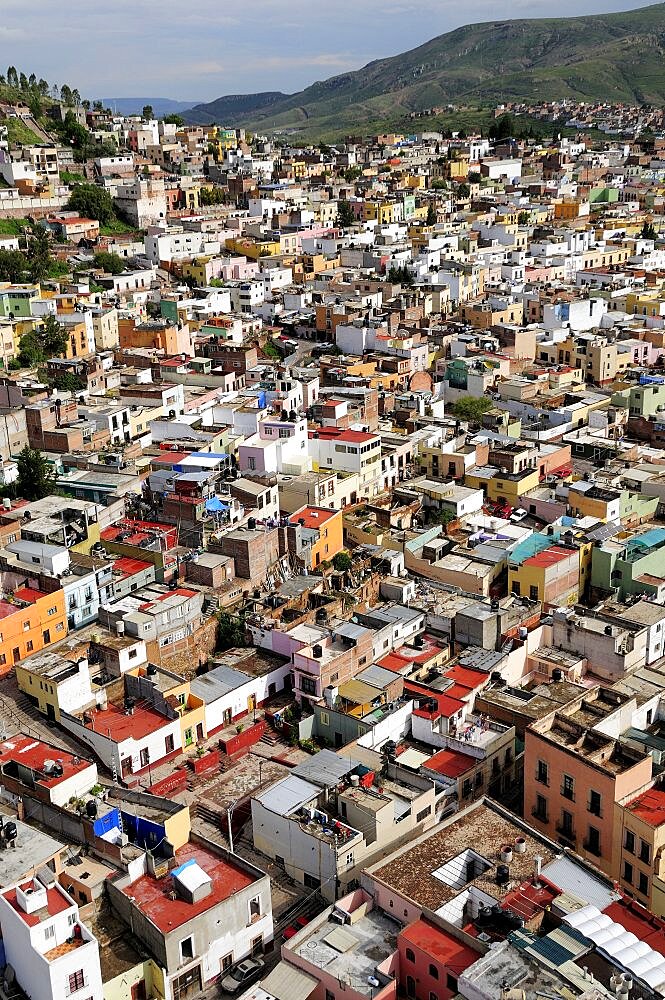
[{"left": 0, "top": 875, "right": 104, "bottom": 1000}]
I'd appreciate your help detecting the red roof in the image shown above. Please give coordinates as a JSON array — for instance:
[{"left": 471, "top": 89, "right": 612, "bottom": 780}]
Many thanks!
[
  {"left": 112, "top": 557, "right": 153, "bottom": 580},
  {"left": 625, "top": 787, "right": 665, "bottom": 827},
  {"left": 122, "top": 841, "right": 255, "bottom": 932},
  {"left": 604, "top": 898, "right": 665, "bottom": 957},
  {"left": 289, "top": 506, "right": 338, "bottom": 530},
  {"left": 443, "top": 665, "right": 490, "bottom": 690},
  {"left": 527, "top": 546, "right": 576, "bottom": 569},
  {"left": 424, "top": 747, "right": 477, "bottom": 779},
  {"left": 0, "top": 735, "right": 94, "bottom": 789},
  {"left": 13, "top": 586, "right": 46, "bottom": 605},
  {"left": 2, "top": 885, "right": 71, "bottom": 927},
  {"left": 83, "top": 702, "right": 171, "bottom": 743},
  {"left": 406, "top": 683, "right": 466, "bottom": 720},
  {"left": 311, "top": 427, "right": 379, "bottom": 444},
  {"left": 399, "top": 918, "right": 478, "bottom": 973}
]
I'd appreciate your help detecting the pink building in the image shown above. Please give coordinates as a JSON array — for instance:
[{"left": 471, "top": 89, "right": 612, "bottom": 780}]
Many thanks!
[{"left": 398, "top": 918, "right": 479, "bottom": 1000}]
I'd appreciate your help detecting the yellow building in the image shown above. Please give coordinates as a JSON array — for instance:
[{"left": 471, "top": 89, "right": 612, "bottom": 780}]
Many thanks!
[
  {"left": 486, "top": 468, "right": 540, "bottom": 506},
  {"left": 617, "top": 787, "right": 665, "bottom": 916}
]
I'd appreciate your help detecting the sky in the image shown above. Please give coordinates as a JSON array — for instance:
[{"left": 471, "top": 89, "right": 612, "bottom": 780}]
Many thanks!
[{"left": 2, "top": 0, "right": 657, "bottom": 103}]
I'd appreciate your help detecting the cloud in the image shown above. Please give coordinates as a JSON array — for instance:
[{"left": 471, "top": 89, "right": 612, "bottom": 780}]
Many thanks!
[{"left": 0, "top": 0, "right": 654, "bottom": 99}]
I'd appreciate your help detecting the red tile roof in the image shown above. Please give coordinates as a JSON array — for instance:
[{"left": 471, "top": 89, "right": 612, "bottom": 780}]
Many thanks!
[
  {"left": 0, "top": 735, "right": 94, "bottom": 789},
  {"left": 83, "top": 702, "right": 170, "bottom": 743},
  {"left": 2, "top": 885, "right": 71, "bottom": 927},
  {"left": 527, "top": 546, "right": 575, "bottom": 568}
]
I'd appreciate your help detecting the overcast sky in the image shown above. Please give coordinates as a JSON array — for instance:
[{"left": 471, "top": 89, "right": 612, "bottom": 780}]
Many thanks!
[{"left": 3, "top": 0, "right": 655, "bottom": 102}]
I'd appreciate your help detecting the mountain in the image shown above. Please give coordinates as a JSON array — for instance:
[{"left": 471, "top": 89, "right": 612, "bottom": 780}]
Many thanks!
[
  {"left": 98, "top": 98, "right": 195, "bottom": 116},
  {"left": 183, "top": 3, "right": 665, "bottom": 136},
  {"left": 183, "top": 92, "right": 289, "bottom": 125}
]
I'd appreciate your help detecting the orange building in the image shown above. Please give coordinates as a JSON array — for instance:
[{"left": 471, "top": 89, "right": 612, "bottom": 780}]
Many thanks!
[
  {"left": 118, "top": 317, "right": 192, "bottom": 356},
  {"left": 0, "top": 586, "right": 67, "bottom": 676},
  {"left": 289, "top": 506, "right": 344, "bottom": 569},
  {"left": 524, "top": 687, "right": 652, "bottom": 878}
]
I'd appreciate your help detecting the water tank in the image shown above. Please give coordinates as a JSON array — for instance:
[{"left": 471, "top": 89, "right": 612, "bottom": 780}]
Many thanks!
[
  {"left": 552, "top": 668, "right": 563, "bottom": 682},
  {"left": 604, "top": 625, "right": 613, "bottom": 636},
  {"left": 116, "top": 621, "right": 125, "bottom": 637},
  {"left": 86, "top": 799, "right": 98, "bottom": 818},
  {"left": 313, "top": 644, "right": 323, "bottom": 658},
  {"left": 496, "top": 864, "right": 510, "bottom": 885},
  {"left": 248, "top": 517, "right": 257, "bottom": 530},
  {"left": 518, "top": 626, "right": 528, "bottom": 640},
  {"left": 3, "top": 821, "right": 17, "bottom": 842},
  {"left": 147, "top": 663, "right": 158, "bottom": 676}
]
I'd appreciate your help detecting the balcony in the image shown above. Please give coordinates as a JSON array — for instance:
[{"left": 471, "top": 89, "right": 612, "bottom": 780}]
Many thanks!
[
  {"left": 560, "top": 785, "right": 575, "bottom": 802},
  {"left": 555, "top": 822, "right": 575, "bottom": 842}
]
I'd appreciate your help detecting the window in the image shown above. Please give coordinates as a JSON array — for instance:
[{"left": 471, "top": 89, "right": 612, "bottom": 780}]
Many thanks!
[
  {"left": 180, "top": 936, "right": 194, "bottom": 962},
  {"left": 301, "top": 677, "right": 316, "bottom": 696},
  {"left": 536, "top": 760, "right": 549, "bottom": 785},
  {"left": 447, "top": 975, "right": 458, "bottom": 992},
  {"left": 429, "top": 965, "right": 438, "bottom": 980},
  {"left": 304, "top": 872, "right": 320, "bottom": 889},
  {"left": 623, "top": 861, "right": 633, "bottom": 884},
  {"left": 589, "top": 790, "right": 602, "bottom": 817},
  {"left": 561, "top": 774, "right": 575, "bottom": 801},
  {"left": 625, "top": 830, "right": 635, "bottom": 854},
  {"left": 640, "top": 840, "right": 651, "bottom": 864},
  {"left": 462, "top": 779, "right": 472, "bottom": 799},
  {"left": 586, "top": 826, "right": 601, "bottom": 856},
  {"left": 140, "top": 748, "right": 149, "bottom": 768},
  {"left": 638, "top": 872, "right": 649, "bottom": 896},
  {"left": 26, "top": 641, "right": 33, "bottom": 652},
  {"left": 326, "top": 992, "right": 335, "bottom": 1000},
  {"left": 23, "top": 620, "right": 30, "bottom": 632},
  {"left": 430, "top": 994, "right": 438, "bottom": 1000},
  {"left": 165, "top": 734, "right": 174, "bottom": 754},
  {"left": 47, "top": 606, "right": 57, "bottom": 616},
  {"left": 345, "top": 852, "right": 354, "bottom": 866},
  {"left": 68, "top": 970, "right": 85, "bottom": 994},
  {"left": 534, "top": 794, "right": 547, "bottom": 821},
  {"left": 184, "top": 727, "right": 193, "bottom": 747},
  {"left": 249, "top": 895, "right": 261, "bottom": 920},
  {"left": 405, "top": 948, "right": 415, "bottom": 963},
  {"left": 320, "top": 711, "right": 330, "bottom": 726},
  {"left": 530, "top": 586, "right": 539, "bottom": 601},
  {"left": 417, "top": 806, "right": 432, "bottom": 822},
  {"left": 45, "top": 924, "right": 55, "bottom": 941}
]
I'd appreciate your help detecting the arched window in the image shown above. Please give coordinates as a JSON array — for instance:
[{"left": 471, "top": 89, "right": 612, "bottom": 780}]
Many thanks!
[
  {"left": 405, "top": 949, "right": 415, "bottom": 963},
  {"left": 429, "top": 965, "right": 439, "bottom": 980}
]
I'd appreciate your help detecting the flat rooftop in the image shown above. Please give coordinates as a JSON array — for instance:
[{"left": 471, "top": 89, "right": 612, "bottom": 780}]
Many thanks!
[
  {"left": 372, "top": 801, "right": 558, "bottom": 910},
  {"left": 290, "top": 907, "right": 397, "bottom": 996},
  {"left": 119, "top": 841, "right": 258, "bottom": 932}
]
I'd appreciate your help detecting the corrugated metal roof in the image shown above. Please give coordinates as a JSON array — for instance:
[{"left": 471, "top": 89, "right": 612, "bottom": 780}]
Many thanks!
[
  {"left": 338, "top": 679, "right": 381, "bottom": 705},
  {"left": 542, "top": 856, "right": 619, "bottom": 911},
  {"left": 261, "top": 963, "right": 317, "bottom": 1000},
  {"left": 256, "top": 774, "right": 319, "bottom": 816},
  {"left": 190, "top": 664, "right": 251, "bottom": 702},
  {"left": 356, "top": 663, "right": 399, "bottom": 690},
  {"left": 292, "top": 749, "right": 357, "bottom": 788}
]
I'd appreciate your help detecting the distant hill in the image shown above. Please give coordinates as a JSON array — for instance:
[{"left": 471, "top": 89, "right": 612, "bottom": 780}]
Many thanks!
[
  {"left": 182, "top": 92, "right": 289, "bottom": 126},
  {"left": 183, "top": 3, "right": 665, "bottom": 136},
  {"left": 98, "top": 98, "right": 195, "bottom": 117}
]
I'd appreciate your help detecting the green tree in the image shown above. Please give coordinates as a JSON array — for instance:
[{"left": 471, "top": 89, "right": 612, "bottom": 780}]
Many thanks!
[
  {"left": 336, "top": 200, "right": 355, "bottom": 228},
  {"left": 26, "top": 224, "right": 53, "bottom": 282},
  {"left": 426, "top": 203, "right": 437, "bottom": 226},
  {"left": 52, "top": 372, "right": 85, "bottom": 393},
  {"left": 142, "top": 104, "right": 154, "bottom": 120},
  {"left": 6, "top": 67, "right": 18, "bottom": 89},
  {"left": 38, "top": 79, "right": 49, "bottom": 97},
  {"left": 93, "top": 251, "right": 125, "bottom": 275},
  {"left": 18, "top": 314, "right": 68, "bottom": 366},
  {"left": 341, "top": 166, "right": 362, "bottom": 182},
  {"left": 14, "top": 446, "right": 56, "bottom": 501},
  {"left": 641, "top": 221, "right": 658, "bottom": 240},
  {"left": 60, "top": 84, "right": 73, "bottom": 106},
  {"left": 517, "top": 211, "right": 530, "bottom": 225},
  {"left": 67, "top": 183, "right": 115, "bottom": 225},
  {"left": 217, "top": 612, "right": 247, "bottom": 651},
  {"left": 163, "top": 113, "right": 185, "bottom": 126},
  {"left": 332, "top": 552, "right": 353, "bottom": 572},
  {"left": 0, "top": 249, "right": 28, "bottom": 283},
  {"left": 71, "top": 88, "right": 81, "bottom": 106},
  {"left": 457, "top": 183, "right": 470, "bottom": 199},
  {"left": 451, "top": 396, "right": 493, "bottom": 424},
  {"left": 199, "top": 186, "right": 226, "bottom": 206},
  {"left": 19, "top": 72, "right": 28, "bottom": 92}
]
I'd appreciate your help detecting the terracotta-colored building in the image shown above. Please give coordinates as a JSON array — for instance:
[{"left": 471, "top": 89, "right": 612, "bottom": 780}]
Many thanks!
[
  {"left": 0, "top": 586, "right": 67, "bottom": 676},
  {"left": 524, "top": 687, "right": 653, "bottom": 877},
  {"left": 398, "top": 918, "right": 478, "bottom": 1000}
]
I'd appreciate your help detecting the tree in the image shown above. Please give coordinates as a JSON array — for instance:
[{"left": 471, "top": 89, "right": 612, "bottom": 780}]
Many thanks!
[
  {"left": 199, "top": 186, "right": 226, "bottom": 206},
  {"left": 489, "top": 113, "right": 515, "bottom": 141},
  {"left": 216, "top": 612, "right": 247, "bottom": 651},
  {"left": 6, "top": 66, "right": 18, "bottom": 89},
  {"left": 38, "top": 79, "right": 49, "bottom": 97},
  {"left": 641, "top": 220, "right": 658, "bottom": 240},
  {"left": 451, "top": 396, "right": 493, "bottom": 424},
  {"left": 457, "top": 183, "right": 470, "bottom": 199},
  {"left": 71, "top": 88, "right": 81, "bottom": 106},
  {"left": 67, "top": 183, "right": 115, "bottom": 225},
  {"left": 163, "top": 113, "right": 185, "bottom": 126},
  {"left": 341, "top": 166, "right": 361, "bottom": 182},
  {"left": 426, "top": 203, "right": 437, "bottom": 226},
  {"left": 332, "top": 552, "right": 353, "bottom": 572},
  {"left": 336, "top": 200, "right": 355, "bottom": 228},
  {"left": 60, "top": 84, "right": 73, "bottom": 106},
  {"left": 52, "top": 372, "right": 85, "bottom": 393},
  {"left": 0, "top": 249, "right": 28, "bottom": 283},
  {"left": 19, "top": 72, "right": 28, "bottom": 92},
  {"left": 517, "top": 210, "right": 530, "bottom": 225},
  {"left": 29, "top": 95, "right": 43, "bottom": 120},
  {"left": 18, "top": 314, "right": 68, "bottom": 366},
  {"left": 14, "top": 446, "right": 56, "bottom": 501},
  {"left": 26, "top": 224, "right": 53, "bottom": 282},
  {"left": 142, "top": 104, "right": 154, "bottom": 121},
  {"left": 93, "top": 251, "right": 125, "bottom": 275}
]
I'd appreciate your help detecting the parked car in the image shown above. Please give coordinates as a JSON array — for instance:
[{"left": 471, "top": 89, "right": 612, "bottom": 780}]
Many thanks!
[
  {"left": 221, "top": 958, "right": 265, "bottom": 993},
  {"left": 509, "top": 508, "right": 528, "bottom": 523},
  {"left": 283, "top": 915, "right": 309, "bottom": 940}
]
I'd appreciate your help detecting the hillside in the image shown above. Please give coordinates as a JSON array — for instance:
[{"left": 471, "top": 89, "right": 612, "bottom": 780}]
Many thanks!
[
  {"left": 183, "top": 3, "right": 665, "bottom": 136},
  {"left": 97, "top": 98, "right": 195, "bottom": 117}
]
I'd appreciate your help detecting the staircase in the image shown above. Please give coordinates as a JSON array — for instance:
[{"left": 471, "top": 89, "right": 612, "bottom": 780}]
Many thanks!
[
  {"left": 202, "top": 595, "right": 220, "bottom": 622},
  {"left": 194, "top": 801, "right": 224, "bottom": 829}
]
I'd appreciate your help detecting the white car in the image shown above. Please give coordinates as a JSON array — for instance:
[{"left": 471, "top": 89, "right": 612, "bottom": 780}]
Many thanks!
[{"left": 509, "top": 508, "right": 528, "bottom": 523}]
